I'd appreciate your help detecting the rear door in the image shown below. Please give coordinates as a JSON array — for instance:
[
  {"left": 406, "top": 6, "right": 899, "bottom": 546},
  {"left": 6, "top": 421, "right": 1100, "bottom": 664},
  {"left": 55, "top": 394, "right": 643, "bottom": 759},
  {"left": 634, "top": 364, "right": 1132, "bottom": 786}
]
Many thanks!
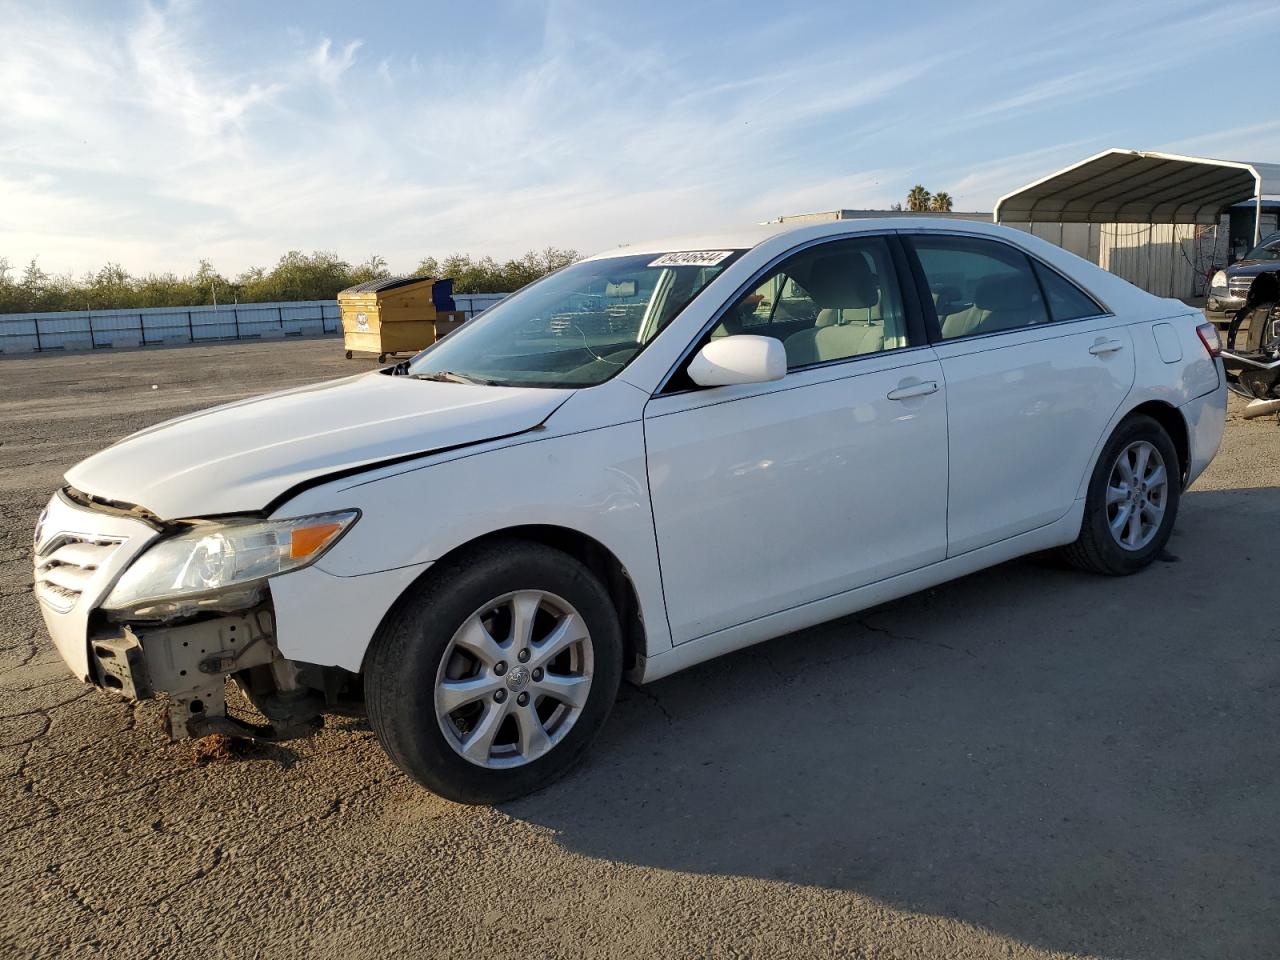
[{"left": 904, "top": 233, "right": 1135, "bottom": 556}]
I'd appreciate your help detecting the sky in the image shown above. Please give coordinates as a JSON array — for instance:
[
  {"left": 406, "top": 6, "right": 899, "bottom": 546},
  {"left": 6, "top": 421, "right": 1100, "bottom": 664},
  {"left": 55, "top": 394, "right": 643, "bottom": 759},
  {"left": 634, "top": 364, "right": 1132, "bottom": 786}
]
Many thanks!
[{"left": 3, "top": 0, "right": 1280, "bottom": 278}]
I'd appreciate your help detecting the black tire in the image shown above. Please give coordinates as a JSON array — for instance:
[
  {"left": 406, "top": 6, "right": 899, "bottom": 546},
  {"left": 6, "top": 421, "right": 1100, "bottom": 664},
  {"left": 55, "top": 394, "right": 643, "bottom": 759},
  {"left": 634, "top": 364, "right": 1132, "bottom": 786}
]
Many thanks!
[
  {"left": 345, "top": 350, "right": 353, "bottom": 359},
  {"left": 377, "top": 353, "right": 386, "bottom": 364},
  {"left": 1059, "top": 414, "right": 1181, "bottom": 576},
  {"left": 364, "top": 539, "right": 623, "bottom": 804}
]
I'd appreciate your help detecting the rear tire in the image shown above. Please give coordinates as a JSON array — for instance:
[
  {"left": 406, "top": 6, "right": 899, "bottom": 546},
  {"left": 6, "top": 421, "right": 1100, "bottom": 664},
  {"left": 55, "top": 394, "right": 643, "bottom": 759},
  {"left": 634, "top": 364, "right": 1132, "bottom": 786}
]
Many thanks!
[
  {"left": 365, "top": 539, "right": 623, "bottom": 804},
  {"left": 1059, "top": 414, "right": 1181, "bottom": 576}
]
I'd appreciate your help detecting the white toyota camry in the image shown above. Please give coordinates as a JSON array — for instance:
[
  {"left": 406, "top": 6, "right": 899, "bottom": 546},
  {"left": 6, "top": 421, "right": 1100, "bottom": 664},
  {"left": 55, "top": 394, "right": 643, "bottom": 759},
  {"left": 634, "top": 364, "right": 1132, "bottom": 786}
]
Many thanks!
[{"left": 34, "top": 218, "right": 1226, "bottom": 803}]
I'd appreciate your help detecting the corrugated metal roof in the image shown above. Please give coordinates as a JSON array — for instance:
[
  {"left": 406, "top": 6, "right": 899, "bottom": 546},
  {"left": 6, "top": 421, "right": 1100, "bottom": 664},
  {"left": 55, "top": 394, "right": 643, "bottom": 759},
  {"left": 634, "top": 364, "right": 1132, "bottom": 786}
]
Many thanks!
[
  {"left": 995, "top": 149, "right": 1280, "bottom": 226},
  {"left": 339, "top": 276, "right": 432, "bottom": 295}
]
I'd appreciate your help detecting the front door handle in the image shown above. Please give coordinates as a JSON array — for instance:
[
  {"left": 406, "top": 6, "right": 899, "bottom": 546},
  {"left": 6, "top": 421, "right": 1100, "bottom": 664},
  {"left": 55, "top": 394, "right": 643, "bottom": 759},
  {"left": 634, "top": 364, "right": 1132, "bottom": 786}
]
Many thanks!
[
  {"left": 886, "top": 380, "right": 939, "bottom": 401},
  {"left": 1088, "top": 338, "right": 1125, "bottom": 356}
]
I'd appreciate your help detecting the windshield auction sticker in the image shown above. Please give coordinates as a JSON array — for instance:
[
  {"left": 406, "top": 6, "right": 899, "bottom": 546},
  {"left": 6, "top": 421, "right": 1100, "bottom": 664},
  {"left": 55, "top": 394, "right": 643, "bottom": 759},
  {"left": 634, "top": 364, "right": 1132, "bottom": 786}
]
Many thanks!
[{"left": 648, "top": 251, "right": 734, "bottom": 268}]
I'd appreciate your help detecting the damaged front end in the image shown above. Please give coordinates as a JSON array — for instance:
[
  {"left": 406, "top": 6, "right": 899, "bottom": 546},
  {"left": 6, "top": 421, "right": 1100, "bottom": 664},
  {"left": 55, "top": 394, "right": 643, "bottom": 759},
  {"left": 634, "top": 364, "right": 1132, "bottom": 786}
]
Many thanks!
[
  {"left": 1222, "top": 269, "right": 1280, "bottom": 421},
  {"left": 90, "top": 602, "right": 360, "bottom": 741},
  {"left": 35, "top": 487, "right": 363, "bottom": 743}
]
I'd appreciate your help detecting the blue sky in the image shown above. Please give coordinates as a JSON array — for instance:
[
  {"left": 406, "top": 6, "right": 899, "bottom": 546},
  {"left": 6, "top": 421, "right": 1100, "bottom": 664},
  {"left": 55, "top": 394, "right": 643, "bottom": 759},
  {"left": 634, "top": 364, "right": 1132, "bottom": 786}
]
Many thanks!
[{"left": 4, "top": 0, "right": 1280, "bottom": 276}]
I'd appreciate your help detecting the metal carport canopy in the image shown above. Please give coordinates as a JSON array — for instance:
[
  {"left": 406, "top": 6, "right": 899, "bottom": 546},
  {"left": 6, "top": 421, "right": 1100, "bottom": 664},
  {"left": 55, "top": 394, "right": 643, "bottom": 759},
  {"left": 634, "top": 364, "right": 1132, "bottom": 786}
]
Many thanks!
[{"left": 994, "top": 149, "right": 1280, "bottom": 243}]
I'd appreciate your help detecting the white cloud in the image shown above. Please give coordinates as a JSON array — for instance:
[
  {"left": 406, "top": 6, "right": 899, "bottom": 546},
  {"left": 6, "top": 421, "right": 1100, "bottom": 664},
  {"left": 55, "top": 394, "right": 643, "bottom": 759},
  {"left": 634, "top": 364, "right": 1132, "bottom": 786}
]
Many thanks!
[
  {"left": 1159, "top": 121, "right": 1280, "bottom": 165},
  {"left": 308, "top": 38, "right": 363, "bottom": 86},
  {"left": 0, "top": 1, "right": 940, "bottom": 275},
  {"left": 945, "top": 137, "right": 1115, "bottom": 210},
  {"left": 6, "top": 0, "right": 1274, "bottom": 278}
]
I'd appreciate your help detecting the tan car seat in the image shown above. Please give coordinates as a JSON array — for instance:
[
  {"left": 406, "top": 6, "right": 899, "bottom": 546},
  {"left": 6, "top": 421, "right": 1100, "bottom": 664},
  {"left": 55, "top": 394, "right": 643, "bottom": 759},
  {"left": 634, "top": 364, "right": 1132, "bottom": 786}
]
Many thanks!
[
  {"left": 784, "top": 254, "right": 884, "bottom": 366},
  {"left": 941, "top": 274, "right": 1041, "bottom": 339}
]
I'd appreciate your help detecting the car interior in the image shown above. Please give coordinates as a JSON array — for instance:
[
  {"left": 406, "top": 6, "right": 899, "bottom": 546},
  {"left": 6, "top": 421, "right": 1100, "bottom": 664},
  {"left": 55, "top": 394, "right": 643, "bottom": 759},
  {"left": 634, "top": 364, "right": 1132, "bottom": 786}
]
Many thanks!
[
  {"left": 935, "top": 271, "right": 1047, "bottom": 338},
  {"left": 712, "top": 241, "right": 909, "bottom": 368},
  {"left": 911, "top": 239, "right": 1106, "bottom": 339}
]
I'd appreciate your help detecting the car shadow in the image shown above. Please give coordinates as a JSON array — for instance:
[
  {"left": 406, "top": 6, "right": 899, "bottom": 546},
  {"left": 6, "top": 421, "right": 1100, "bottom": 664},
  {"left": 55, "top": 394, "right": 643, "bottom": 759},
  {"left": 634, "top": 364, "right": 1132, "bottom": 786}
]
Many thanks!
[{"left": 506, "top": 487, "right": 1280, "bottom": 959}]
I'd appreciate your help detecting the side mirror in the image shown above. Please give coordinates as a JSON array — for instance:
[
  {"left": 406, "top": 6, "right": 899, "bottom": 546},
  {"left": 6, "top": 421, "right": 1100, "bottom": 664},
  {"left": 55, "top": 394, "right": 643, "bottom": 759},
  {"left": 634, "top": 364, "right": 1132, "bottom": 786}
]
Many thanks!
[{"left": 687, "top": 335, "right": 786, "bottom": 387}]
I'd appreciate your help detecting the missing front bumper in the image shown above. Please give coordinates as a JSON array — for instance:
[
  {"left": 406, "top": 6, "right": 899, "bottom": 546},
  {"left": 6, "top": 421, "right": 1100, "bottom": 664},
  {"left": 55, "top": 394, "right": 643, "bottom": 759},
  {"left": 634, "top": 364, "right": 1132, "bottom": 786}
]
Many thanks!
[{"left": 87, "top": 607, "right": 325, "bottom": 741}]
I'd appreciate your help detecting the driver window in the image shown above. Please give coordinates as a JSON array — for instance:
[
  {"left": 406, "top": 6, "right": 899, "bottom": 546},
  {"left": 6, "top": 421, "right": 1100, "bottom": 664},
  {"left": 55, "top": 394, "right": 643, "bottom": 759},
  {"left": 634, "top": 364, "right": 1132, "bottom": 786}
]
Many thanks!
[{"left": 713, "top": 237, "right": 908, "bottom": 370}]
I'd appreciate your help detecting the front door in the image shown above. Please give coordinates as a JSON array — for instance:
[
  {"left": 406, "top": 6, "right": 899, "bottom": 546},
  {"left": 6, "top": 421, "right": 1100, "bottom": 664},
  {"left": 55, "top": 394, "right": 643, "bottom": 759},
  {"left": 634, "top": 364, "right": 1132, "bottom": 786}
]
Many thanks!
[{"left": 643, "top": 236, "right": 949, "bottom": 644}]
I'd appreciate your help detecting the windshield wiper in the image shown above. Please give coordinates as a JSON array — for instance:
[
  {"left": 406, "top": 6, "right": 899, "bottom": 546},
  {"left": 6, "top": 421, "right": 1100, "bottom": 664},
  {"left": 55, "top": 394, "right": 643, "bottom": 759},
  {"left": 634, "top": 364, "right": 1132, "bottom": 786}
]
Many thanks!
[{"left": 409, "top": 370, "right": 495, "bottom": 386}]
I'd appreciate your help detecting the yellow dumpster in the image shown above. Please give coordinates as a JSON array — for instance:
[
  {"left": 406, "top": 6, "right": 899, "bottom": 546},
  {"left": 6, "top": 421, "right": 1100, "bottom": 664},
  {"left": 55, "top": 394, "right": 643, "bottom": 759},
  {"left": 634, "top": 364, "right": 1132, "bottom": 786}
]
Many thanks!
[{"left": 340, "top": 277, "right": 440, "bottom": 362}]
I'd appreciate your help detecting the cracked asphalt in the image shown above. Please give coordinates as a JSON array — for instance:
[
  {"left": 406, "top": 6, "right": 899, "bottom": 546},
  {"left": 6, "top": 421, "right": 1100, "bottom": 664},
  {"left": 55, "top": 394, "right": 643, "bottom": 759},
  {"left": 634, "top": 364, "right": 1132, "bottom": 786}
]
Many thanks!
[{"left": 2, "top": 338, "right": 1278, "bottom": 959}]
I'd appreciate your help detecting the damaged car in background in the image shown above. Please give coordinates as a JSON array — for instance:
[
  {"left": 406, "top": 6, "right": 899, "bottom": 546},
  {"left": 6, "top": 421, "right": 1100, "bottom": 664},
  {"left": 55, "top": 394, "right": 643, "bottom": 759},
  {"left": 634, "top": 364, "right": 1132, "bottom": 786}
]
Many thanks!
[
  {"left": 1222, "top": 269, "right": 1280, "bottom": 422},
  {"left": 34, "top": 218, "right": 1226, "bottom": 804}
]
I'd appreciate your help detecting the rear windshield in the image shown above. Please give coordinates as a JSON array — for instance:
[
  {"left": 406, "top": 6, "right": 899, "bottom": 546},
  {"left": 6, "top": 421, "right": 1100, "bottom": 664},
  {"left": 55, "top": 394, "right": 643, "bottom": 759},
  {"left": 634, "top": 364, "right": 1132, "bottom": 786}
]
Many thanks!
[{"left": 405, "top": 251, "right": 742, "bottom": 388}]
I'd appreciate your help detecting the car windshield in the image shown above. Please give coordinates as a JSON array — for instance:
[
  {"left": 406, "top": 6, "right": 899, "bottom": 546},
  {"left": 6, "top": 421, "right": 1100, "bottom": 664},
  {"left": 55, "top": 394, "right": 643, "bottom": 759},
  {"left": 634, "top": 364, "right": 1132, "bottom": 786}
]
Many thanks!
[
  {"left": 405, "top": 251, "right": 742, "bottom": 388},
  {"left": 1243, "top": 236, "right": 1280, "bottom": 261}
]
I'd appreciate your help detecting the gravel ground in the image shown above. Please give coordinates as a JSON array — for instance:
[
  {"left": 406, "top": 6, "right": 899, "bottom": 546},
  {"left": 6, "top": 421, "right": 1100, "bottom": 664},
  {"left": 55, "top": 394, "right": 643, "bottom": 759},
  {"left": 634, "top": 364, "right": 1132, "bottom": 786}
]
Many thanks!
[{"left": 1, "top": 338, "right": 1277, "bottom": 960}]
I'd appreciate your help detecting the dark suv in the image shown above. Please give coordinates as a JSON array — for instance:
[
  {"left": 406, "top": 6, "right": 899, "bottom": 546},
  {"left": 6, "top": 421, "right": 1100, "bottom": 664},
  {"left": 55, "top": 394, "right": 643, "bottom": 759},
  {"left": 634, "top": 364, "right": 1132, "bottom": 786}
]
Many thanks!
[{"left": 1208, "top": 232, "right": 1280, "bottom": 316}]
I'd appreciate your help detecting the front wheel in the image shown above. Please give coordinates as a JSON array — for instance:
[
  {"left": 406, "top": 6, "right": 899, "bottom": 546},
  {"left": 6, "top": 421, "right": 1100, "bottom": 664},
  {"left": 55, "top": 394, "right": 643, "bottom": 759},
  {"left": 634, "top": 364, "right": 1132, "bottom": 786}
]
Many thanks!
[
  {"left": 1060, "top": 414, "right": 1181, "bottom": 575},
  {"left": 364, "top": 540, "right": 623, "bottom": 804}
]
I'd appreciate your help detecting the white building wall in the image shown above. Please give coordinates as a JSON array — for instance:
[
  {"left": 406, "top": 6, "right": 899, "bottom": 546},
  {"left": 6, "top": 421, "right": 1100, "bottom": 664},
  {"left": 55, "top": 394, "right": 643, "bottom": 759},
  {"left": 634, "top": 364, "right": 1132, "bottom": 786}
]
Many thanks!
[{"left": 1003, "top": 219, "right": 1231, "bottom": 300}]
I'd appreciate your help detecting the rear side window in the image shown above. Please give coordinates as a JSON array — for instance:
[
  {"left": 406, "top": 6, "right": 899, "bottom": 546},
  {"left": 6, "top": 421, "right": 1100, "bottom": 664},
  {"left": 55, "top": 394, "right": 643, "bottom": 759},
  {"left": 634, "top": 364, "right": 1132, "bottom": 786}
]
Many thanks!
[
  {"left": 1031, "top": 261, "right": 1104, "bottom": 321},
  {"left": 909, "top": 236, "right": 1048, "bottom": 340}
]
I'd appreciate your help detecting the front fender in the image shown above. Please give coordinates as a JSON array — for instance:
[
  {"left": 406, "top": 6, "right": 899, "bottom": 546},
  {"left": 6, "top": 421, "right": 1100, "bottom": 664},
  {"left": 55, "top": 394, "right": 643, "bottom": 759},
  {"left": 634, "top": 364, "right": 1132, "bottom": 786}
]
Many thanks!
[{"left": 270, "top": 419, "right": 672, "bottom": 668}]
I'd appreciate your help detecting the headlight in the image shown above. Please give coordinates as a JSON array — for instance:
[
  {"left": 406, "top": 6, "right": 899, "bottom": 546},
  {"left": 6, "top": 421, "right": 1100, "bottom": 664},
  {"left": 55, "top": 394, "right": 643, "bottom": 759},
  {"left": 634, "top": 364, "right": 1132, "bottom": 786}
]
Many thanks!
[
  {"left": 103, "top": 510, "right": 358, "bottom": 618},
  {"left": 1211, "top": 270, "right": 1228, "bottom": 292}
]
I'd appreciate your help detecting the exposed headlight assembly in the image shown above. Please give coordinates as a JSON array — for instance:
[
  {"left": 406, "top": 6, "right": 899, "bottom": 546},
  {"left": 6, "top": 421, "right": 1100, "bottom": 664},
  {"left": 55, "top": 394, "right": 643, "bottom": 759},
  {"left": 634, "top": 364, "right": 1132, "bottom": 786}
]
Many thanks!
[
  {"left": 102, "top": 510, "right": 358, "bottom": 620},
  {"left": 1211, "top": 270, "right": 1228, "bottom": 293}
]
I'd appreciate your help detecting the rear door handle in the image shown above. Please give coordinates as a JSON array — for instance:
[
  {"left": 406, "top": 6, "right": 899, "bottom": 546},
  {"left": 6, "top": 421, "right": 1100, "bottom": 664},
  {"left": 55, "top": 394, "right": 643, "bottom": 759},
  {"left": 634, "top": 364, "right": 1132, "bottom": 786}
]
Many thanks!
[
  {"left": 886, "top": 380, "right": 939, "bottom": 401},
  {"left": 1088, "top": 338, "right": 1125, "bottom": 356}
]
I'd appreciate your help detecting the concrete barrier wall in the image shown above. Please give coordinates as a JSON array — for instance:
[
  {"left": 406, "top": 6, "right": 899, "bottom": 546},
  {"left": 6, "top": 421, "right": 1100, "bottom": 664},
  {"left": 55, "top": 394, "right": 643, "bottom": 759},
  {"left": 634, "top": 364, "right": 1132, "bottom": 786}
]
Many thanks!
[{"left": 0, "top": 293, "right": 510, "bottom": 355}]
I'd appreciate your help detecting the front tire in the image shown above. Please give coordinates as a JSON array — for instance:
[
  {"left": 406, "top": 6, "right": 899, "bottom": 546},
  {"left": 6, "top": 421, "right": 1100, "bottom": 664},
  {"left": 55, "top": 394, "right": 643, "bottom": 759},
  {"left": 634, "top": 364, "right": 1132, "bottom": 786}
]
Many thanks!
[
  {"left": 1060, "top": 414, "right": 1181, "bottom": 575},
  {"left": 365, "top": 540, "right": 623, "bottom": 804}
]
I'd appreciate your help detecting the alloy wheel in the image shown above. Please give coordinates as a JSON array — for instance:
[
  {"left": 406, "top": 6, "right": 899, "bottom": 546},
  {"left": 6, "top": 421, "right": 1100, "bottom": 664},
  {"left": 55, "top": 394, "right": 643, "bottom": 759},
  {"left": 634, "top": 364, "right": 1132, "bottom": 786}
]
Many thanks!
[
  {"left": 434, "top": 590, "right": 594, "bottom": 769},
  {"left": 1105, "top": 440, "right": 1169, "bottom": 551}
]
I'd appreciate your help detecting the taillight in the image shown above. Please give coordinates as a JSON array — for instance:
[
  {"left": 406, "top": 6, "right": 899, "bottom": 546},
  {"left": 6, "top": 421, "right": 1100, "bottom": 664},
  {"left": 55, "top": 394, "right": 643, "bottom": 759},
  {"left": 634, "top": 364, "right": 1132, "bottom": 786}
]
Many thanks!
[{"left": 1196, "top": 321, "right": 1222, "bottom": 358}]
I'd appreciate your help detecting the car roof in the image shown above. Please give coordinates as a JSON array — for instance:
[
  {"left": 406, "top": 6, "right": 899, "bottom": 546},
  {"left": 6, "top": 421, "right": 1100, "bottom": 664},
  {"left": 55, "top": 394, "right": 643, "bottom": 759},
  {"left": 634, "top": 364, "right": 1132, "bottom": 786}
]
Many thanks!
[
  {"left": 583, "top": 216, "right": 1016, "bottom": 261},
  {"left": 582, "top": 215, "right": 1157, "bottom": 314}
]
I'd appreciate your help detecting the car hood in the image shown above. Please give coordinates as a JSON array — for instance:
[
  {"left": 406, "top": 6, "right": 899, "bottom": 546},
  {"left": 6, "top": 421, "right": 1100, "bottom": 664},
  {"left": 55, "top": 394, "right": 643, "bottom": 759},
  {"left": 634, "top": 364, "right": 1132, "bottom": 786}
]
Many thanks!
[
  {"left": 1227, "top": 260, "right": 1280, "bottom": 278},
  {"left": 65, "top": 372, "right": 572, "bottom": 519}
]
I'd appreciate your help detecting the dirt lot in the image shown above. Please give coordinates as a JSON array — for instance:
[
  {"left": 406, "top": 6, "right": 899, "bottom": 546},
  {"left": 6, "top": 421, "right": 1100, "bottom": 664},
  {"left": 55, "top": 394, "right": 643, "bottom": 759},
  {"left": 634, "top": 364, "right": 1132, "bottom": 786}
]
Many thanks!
[{"left": 1, "top": 339, "right": 1278, "bottom": 959}]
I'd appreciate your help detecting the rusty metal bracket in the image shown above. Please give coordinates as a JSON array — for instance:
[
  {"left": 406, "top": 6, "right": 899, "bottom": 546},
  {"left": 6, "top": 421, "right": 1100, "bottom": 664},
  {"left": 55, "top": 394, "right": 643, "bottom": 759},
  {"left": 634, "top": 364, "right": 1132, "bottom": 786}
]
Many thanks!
[
  {"left": 89, "top": 634, "right": 153, "bottom": 700},
  {"left": 198, "top": 633, "right": 268, "bottom": 674}
]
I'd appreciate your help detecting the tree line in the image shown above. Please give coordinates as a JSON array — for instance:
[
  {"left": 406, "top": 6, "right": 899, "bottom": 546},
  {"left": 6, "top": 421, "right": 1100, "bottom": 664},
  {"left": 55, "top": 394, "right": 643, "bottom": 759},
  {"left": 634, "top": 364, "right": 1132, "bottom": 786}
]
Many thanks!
[{"left": 0, "top": 247, "right": 581, "bottom": 314}]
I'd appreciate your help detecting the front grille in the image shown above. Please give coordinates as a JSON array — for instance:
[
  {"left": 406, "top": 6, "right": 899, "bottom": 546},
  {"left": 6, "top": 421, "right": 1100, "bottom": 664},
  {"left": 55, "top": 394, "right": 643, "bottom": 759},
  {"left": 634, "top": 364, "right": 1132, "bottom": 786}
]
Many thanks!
[
  {"left": 1229, "top": 277, "right": 1253, "bottom": 297},
  {"left": 35, "top": 534, "right": 124, "bottom": 613}
]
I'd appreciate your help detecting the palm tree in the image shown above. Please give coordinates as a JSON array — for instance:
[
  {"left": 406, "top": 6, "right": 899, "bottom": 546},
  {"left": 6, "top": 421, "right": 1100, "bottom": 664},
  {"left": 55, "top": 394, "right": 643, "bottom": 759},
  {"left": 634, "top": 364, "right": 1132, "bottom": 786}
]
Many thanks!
[
  {"left": 906, "top": 185, "right": 932, "bottom": 212},
  {"left": 930, "top": 192, "right": 953, "bottom": 212}
]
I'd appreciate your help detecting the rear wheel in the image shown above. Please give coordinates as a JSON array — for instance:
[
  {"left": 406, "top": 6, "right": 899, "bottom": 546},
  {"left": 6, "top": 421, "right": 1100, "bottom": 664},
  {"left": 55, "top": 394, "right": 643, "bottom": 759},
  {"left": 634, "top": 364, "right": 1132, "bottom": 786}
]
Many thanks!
[
  {"left": 1060, "top": 415, "right": 1180, "bottom": 575},
  {"left": 365, "top": 540, "right": 623, "bottom": 804}
]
